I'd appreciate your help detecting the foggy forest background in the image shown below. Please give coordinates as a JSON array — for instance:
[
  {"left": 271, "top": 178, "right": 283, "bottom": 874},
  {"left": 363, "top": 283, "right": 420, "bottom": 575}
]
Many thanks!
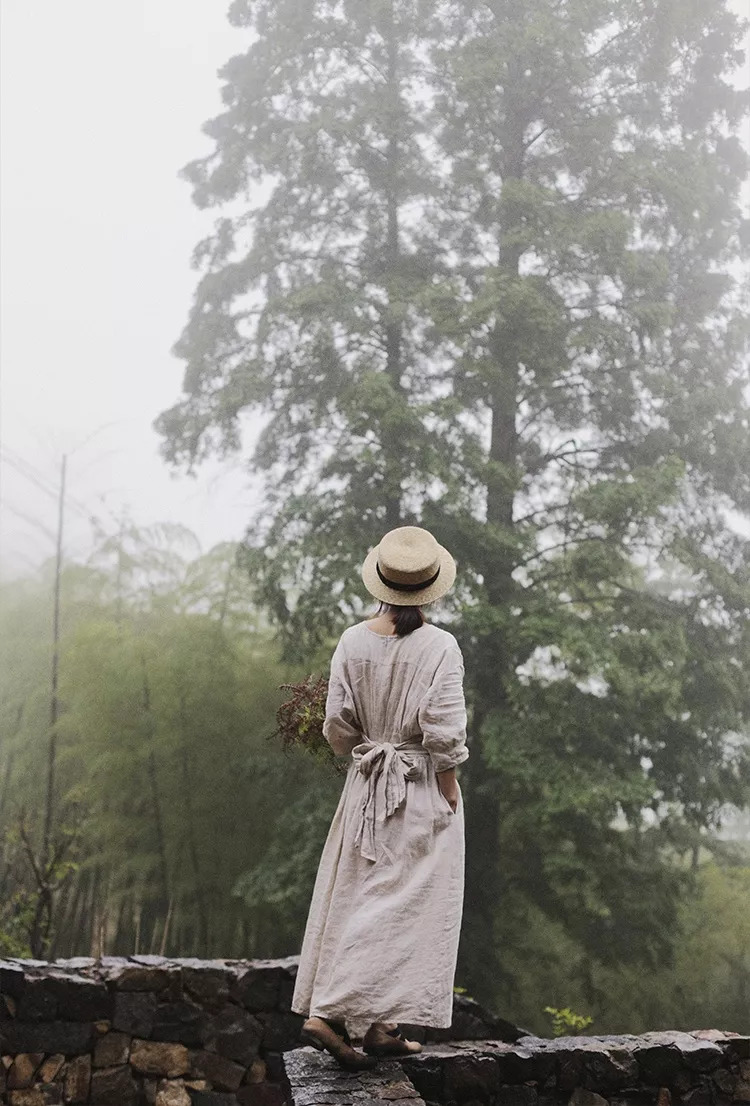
[{"left": 1, "top": 0, "right": 750, "bottom": 1038}]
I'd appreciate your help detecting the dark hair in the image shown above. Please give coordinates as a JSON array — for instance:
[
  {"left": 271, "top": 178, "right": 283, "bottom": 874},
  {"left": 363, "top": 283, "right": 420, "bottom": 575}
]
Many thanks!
[{"left": 377, "top": 602, "right": 425, "bottom": 637}]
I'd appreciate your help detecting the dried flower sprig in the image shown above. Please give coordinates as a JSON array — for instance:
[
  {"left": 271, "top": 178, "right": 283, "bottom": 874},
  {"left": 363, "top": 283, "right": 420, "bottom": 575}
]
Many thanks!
[{"left": 271, "top": 675, "right": 346, "bottom": 774}]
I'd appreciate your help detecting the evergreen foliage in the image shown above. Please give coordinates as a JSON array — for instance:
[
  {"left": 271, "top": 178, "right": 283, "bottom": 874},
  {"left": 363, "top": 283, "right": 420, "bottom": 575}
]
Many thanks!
[
  {"left": 0, "top": 529, "right": 337, "bottom": 959},
  {"left": 158, "top": 0, "right": 750, "bottom": 1005}
]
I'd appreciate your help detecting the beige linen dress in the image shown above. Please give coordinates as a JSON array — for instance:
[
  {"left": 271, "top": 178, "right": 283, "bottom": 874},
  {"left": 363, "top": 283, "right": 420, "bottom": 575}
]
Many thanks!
[{"left": 291, "top": 620, "right": 469, "bottom": 1038}]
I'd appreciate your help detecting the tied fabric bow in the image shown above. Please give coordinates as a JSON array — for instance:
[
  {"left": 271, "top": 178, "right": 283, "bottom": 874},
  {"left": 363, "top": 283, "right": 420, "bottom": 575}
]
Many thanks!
[{"left": 351, "top": 737, "right": 429, "bottom": 862}]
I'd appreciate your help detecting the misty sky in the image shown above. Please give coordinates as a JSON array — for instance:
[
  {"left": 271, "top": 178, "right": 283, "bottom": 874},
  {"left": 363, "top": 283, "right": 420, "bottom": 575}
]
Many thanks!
[
  {"left": 1, "top": 1, "right": 748, "bottom": 578},
  {"left": 0, "top": 1, "right": 255, "bottom": 576}
]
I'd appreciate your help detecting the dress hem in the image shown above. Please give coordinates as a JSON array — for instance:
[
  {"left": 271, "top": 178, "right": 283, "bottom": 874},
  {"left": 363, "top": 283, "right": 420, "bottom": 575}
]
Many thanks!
[{"left": 291, "top": 1001, "right": 454, "bottom": 1037}]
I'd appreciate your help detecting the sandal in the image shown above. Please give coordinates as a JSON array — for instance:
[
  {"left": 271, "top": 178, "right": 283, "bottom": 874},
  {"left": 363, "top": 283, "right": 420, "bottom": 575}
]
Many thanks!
[
  {"left": 306, "top": 1015, "right": 352, "bottom": 1046},
  {"left": 300, "top": 1016, "right": 378, "bottom": 1071},
  {"left": 362, "top": 1021, "right": 423, "bottom": 1057}
]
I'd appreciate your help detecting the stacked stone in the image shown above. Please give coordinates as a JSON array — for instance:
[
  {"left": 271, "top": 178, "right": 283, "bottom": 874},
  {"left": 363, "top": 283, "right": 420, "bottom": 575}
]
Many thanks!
[
  {"left": 0, "top": 955, "right": 303, "bottom": 1105},
  {"left": 284, "top": 1047, "right": 426, "bottom": 1106},
  {"left": 399, "top": 1032, "right": 750, "bottom": 1106},
  {"left": 3, "top": 955, "right": 748, "bottom": 1106},
  {"left": 406, "top": 998, "right": 527, "bottom": 1047}
]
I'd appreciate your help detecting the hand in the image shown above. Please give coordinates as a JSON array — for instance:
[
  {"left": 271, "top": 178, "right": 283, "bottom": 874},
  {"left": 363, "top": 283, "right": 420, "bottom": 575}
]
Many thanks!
[{"left": 437, "top": 768, "right": 459, "bottom": 813}]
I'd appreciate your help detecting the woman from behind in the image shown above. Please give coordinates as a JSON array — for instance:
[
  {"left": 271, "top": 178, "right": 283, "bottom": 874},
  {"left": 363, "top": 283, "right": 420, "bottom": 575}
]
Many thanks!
[{"left": 291, "top": 525, "right": 468, "bottom": 1069}]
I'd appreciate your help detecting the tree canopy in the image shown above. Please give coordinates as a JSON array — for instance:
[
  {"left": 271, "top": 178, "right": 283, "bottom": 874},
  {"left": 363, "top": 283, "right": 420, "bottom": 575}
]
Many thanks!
[
  {"left": 0, "top": 528, "right": 338, "bottom": 960},
  {"left": 157, "top": 0, "right": 750, "bottom": 1003}
]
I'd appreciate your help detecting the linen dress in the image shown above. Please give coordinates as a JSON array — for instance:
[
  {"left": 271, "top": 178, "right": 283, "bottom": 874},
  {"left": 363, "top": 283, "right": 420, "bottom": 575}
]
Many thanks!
[{"left": 290, "top": 620, "right": 469, "bottom": 1038}]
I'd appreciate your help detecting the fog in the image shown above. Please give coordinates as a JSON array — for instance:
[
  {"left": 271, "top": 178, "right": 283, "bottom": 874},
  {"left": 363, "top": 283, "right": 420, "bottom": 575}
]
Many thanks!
[
  {"left": 0, "top": 1, "right": 257, "bottom": 576},
  {"left": 1, "top": 1, "right": 749, "bottom": 577}
]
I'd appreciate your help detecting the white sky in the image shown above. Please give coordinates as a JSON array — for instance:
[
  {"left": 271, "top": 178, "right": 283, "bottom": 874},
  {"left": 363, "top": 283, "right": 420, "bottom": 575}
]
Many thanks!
[
  {"left": 0, "top": 1, "right": 748, "bottom": 579},
  {"left": 0, "top": 0, "right": 254, "bottom": 577}
]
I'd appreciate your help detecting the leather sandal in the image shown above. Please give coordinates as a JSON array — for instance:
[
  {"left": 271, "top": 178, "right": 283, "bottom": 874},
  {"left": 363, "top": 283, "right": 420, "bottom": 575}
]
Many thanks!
[
  {"left": 362, "top": 1021, "right": 423, "bottom": 1056},
  {"left": 300, "top": 1016, "right": 378, "bottom": 1071}
]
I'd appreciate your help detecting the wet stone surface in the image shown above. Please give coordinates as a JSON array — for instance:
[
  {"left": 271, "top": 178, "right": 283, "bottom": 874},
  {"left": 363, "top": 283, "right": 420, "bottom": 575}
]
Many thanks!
[
  {"left": 283, "top": 1046, "right": 425, "bottom": 1106},
  {"left": 397, "top": 1034, "right": 750, "bottom": 1106},
  {"left": 279, "top": 1032, "right": 750, "bottom": 1106}
]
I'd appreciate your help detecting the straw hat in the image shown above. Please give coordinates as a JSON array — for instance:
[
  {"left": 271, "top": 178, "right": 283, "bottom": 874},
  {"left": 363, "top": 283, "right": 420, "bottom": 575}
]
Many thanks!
[{"left": 361, "top": 526, "right": 456, "bottom": 606}]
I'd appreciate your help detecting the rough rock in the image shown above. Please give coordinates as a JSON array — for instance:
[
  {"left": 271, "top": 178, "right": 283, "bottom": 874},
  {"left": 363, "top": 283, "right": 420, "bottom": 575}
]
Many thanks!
[
  {"left": 257, "top": 1010, "right": 304, "bottom": 1052},
  {"left": 0, "top": 1018, "right": 93, "bottom": 1055},
  {"left": 7, "top": 1089, "right": 47, "bottom": 1106},
  {"left": 0, "top": 962, "right": 26, "bottom": 998},
  {"left": 15, "top": 979, "right": 57, "bottom": 1021},
  {"left": 63, "top": 1053, "right": 91, "bottom": 1103},
  {"left": 236, "top": 1084, "right": 288, "bottom": 1106},
  {"left": 380, "top": 1078, "right": 421, "bottom": 1098},
  {"left": 100, "top": 960, "right": 175, "bottom": 993},
  {"left": 189, "top": 1048, "right": 246, "bottom": 1091},
  {"left": 112, "top": 988, "right": 158, "bottom": 1036},
  {"left": 89, "top": 1061, "right": 139, "bottom": 1104},
  {"left": 568, "top": 1089, "right": 608, "bottom": 1106},
  {"left": 680, "top": 1084, "right": 713, "bottom": 1105},
  {"left": 156, "top": 1077, "right": 193, "bottom": 1106},
  {"left": 247, "top": 1058, "right": 267, "bottom": 1083},
  {"left": 203, "top": 1002, "right": 263, "bottom": 1064},
  {"left": 93, "top": 1028, "right": 131, "bottom": 1066},
  {"left": 284, "top": 1046, "right": 426, "bottom": 1106},
  {"left": 400, "top": 1033, "right": 750, "bottom": 1102},
  {"left": 151, "top": 999, "right": 210, "bottom": 1047},
  {"left": 444, "top": 1052, "right": 500, "bottom": 1100},
  {"left": 187, "top": 1090, "right": 240, "bottom": 1105},
  {"left": 7, "top": 1051, "right": 44, "bottom": 1089},
  {"left": 226, "top": 958, "right": 297, "bottom": 1012},
  {"left": 495, "top": 1087, "right": 539, "bottom": 1106},
  {"left": 420, "top": 994, "right": 530, "bottom": 1045},
  {"left": 37, "top": 1054, "right": 65, "bottom": 1083},
  {"left": 181, "top": 961, "right": 233, "bottom": 1007},
  {"left": 130, "top": 1037, "right": 191, "bottom": 1077},
  {"left": 43, "top": 970, "right": 111, "bottom": 1021}
]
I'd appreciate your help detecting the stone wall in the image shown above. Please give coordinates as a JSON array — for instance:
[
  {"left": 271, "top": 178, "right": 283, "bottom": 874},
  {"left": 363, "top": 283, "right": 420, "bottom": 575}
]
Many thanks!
[
  {"left": 284, "top": 1038, "right": 750, "bottom": 1106},
  {"left": 0, "top": 955, "right": 514, "bottom": 1106},
  {"left": 3, "top": 956, "right": 748, "bottom": 1106},
  {"left": 398, "top": 1033, "right": 750, "bottom": 1106},
  {"left": 0, "top": 954, "right": 304, "bottom": 1105}
]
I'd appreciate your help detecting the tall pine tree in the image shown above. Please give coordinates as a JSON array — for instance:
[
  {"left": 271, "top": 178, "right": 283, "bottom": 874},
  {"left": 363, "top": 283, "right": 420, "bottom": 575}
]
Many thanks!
[
  {"left": 158, "top": 0, "right": 750, "bottom": 1008},
  {"left": 158, "top": 0, "right": 458, "bottom": 651}
]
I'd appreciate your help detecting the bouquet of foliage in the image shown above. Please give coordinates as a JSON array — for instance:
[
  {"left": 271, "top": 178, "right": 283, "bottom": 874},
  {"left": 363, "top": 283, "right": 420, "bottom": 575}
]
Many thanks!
[{"left": 272, "top": 676, "right": 346, "bottom": 774}]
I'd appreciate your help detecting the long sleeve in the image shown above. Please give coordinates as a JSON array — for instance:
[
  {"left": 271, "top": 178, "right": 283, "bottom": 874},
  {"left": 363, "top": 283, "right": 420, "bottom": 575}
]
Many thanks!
[
  {"left": 418, "top": 642, "right": 469, "bottom": 773},
  {"left": 322, "top": 637, "right": 362, "bottom": 756}
]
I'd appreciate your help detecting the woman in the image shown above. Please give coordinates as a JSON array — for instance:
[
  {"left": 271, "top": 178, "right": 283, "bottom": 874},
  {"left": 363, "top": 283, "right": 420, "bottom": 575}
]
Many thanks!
[{"left": 291, "top": 525, "right": 469, "bottom": 1070}]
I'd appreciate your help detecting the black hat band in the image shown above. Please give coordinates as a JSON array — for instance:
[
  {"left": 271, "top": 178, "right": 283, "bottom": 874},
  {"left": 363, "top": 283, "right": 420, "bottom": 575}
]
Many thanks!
[{"left": 376, "top": 562, "right": 441, "bottom": 593}]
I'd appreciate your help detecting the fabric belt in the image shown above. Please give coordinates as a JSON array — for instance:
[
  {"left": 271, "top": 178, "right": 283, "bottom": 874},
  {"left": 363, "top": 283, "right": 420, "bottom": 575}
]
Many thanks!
[{"left": 350, "top": 738, "right": 431, "bottom": 862}]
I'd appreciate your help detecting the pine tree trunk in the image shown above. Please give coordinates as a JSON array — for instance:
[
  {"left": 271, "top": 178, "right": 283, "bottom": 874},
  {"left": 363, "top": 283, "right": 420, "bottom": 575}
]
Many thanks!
[
  {"left": 65, "top": 873, "right": 85, "bottom": 957},
  {"left": 48, "top": 872, "right": 73, "bottom": 960},
  {"left": 0, "top": 705, "right": 22, "bottom": 821},
  {"left": 382, "top": 0, "right": 404, "bottom": 530},
  {"left": 113, "top": 892, "right": 128, "bottom": 954},
  {"left": 140, "top": 657, "right": 170, "bottom": 938},
  {"left": 178, "top": 694, "right": 209, "bottom": 954},
  {"left": 87, "top": 867, "right": 100, "bottom": 957},
  {"left": 461, "top": 65, "right": 527, "bottom": 1003},
  {"left": 68, "top": 869, "right": 88, "bottom": 956}
]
